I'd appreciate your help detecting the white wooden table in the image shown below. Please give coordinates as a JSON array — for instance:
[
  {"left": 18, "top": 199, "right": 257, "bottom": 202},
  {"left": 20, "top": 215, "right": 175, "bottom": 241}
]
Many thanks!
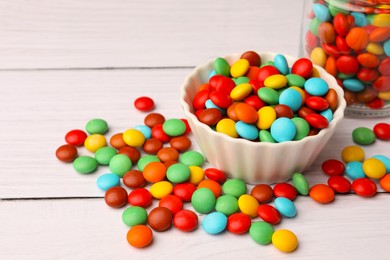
[{"left": 1, "top": 1, "right": 389, "bottom": 259}]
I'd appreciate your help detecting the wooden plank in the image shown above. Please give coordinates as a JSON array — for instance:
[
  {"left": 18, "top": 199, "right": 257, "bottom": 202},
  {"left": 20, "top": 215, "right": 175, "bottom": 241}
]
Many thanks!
[
  {"left": 1, "top": 195, "right": 389, "bottom": 259},
  {"left": 0, "top": 69, "right": 389, "bottom": 198},
  {"left": 0, "top": 0, "right": 304, "bottom": 69}
]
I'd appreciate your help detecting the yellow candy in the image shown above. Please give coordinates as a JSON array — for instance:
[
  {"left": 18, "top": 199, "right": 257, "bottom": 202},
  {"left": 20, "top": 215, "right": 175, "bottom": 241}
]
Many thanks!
[
  {"left": 188, "top": 166, "right": 205, "bottom": 185},
  {"left": 238, "top": 194, "right": 259, "bottom": 218},
  {"left": 372, "top": 14, "right": 390, "bottom": 27},
  {"left": 230, "top": 59, "right": 250, "bottom": 78},
  {"left": 366, "top": 42, "right": 384, "bottom": 55},
  {"left": 290, "top": 86, "right": 306, "bottom": 101},
  {"left": 230, "top": 83, "right": 252, "bottom": 100},
  {"left": 363, "top": 158, "right": 386, "bottom": 179},
  {"left": 310, "top": 47, "right": 327, "bottom": 67},
  {"left": 378, "top": 91, "right": 390, "bottom": 101},
  {"left": 150, "top": 181, "right": 173, "bottom": 199},
  {"left": 341, "top": 145, "right": 365, "bottom": 163},
  {"left": 123, "top": 129, "right": 145, "bottom": 147},
  {"left": 311, "top": 67, "right": 321, "bottom": 78},
  {"left": 257, "top": 106, "right": 276, "bottom": 130},
  {"left": 216, "top": 118, "right": 238, "bottom": 138},
  {"left": 272, "top": 229, "right": 298, "bottom": 253},
  {"left": 264, "top": 74, "right": 288, "bottom": 89},
  {"left": 84, "top": 134, "right": 106, "bottom": 153}
]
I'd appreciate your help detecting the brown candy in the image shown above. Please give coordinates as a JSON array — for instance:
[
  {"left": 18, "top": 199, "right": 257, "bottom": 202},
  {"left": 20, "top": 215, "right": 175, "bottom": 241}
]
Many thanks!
[
  {"left": 157, "top": 147, "right": 180, "bottom": 162},
  {"left": 251, "top": 184, "right": 273, "bottom": 204},
  {"left": 104, "top": 186, "right": 128, "bottom": 208},
  {"left": 197, "top": 108, "right": 222, "bottom": 126},
  {"left": 240, "top": 51, "right": 261, "bottom": 67},
  {"left": 110, "top": 133, "right": 127, "bottom": 149},
  {"left": 144, "top": 113, "right": 165, "bottom": 128},
  {"left": 274, "top": 104, "right": 294, "bottom": 118},
  {"left": 343, "top": 89, "right": 357, "bottom": 106},
  {"left": 147, "top": 207, "right": 173, "bottom": 232},
  {"left": 356, "top": 87, "right": 378, "bottom": 103},
  {"left": 55, "top": 144, "right": 78, "bottom": 162},
  {"left": 143, "top": 138, "right": 163, "bottom": 154},
  {"left": 169, "top": 136, "right": 192, "bottom": 152},
  {"left": 298, "top": 106, "right": 316, "bottom": 118},
  {"left": 123, "top": 170, "right": 146, "bottom": 189},
  {"left": 318, "top": 22, "right": 336, "bottom": 44},
  {"left": 118, "top": 146, "right": 141, "bottom": 164},
  {"left": 324, "top": 88, "right": 338, "bottom": 111}
]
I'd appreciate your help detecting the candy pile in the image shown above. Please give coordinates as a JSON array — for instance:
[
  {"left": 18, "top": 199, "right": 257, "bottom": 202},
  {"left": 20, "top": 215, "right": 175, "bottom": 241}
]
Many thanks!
[
  {"left": 192, "top": 51, "right": 339, "bottom": 142},
  {"left": 304, "top": 1, "right": 390, "bottom": 109}
]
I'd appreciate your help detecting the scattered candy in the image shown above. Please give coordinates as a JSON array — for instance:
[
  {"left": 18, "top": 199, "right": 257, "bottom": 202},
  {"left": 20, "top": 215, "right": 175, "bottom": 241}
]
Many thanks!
[
  {"left": 202, "top": 212, "right": 227, "bottom": 235},
  {"left": 126, "top": 225, "right": 153, "bottom": 248},
  {"left": 55, "top": 144, "right": 78, "bottom": 162},
  {"left": 272, "top": 229, "right": 298, "bottom": 253},
  {"left": 96, "top": 173, "right": 120, "bottom": 191},
  {"left": 134, "top": 96, "right": 155, "bottom": 112},
  {"left": 249, "top": 221, "right": 274, "bottom": 245},
  {"left": 86, "top": 118, "right": 108, "bottom": 135},
  {"left": 352, "top": 127, "right": 376, "bottom": 145},
  {"left": 309, "top": 184, "right": 335, "bottom": 204},
  {"left": 122, "top": 206, "right": 148, "bottom": 227},
  {"left": 104, "top": 186, "right": 128, "bottom": 208},
  {"left": 352, "top": 178, "right": 377, "bottom": 197},
  {"left": 227, "top": 213, "right": 251, "bottom": 234},
  {"left": 147, "top": 207, "right": 173, "bottom": 232},
  {"left": 173, "top": 209, "right": 198, "bottom": 232}
]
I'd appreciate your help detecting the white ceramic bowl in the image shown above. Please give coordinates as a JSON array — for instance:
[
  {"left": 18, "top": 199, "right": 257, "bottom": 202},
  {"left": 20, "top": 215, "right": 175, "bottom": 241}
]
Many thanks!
[{"left": 181, "top": 52, "right": 346, "bottom": 184}]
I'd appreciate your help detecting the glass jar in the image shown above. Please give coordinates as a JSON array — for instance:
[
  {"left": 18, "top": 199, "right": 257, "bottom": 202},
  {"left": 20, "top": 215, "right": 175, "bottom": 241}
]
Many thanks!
[{"left": 300, "top": 0, "right": 390, "bottom": 117}]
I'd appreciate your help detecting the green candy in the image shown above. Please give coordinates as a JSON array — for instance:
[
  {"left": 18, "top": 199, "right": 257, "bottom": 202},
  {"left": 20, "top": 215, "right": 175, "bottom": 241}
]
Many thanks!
[
  {"left": 309, "top": 17, "right": 321, "bottom": 36},
  {"left": 214, "top": 57, "right": 230, "bottom": 77},
  {"left": 292, "top": 117, "right": 310, "bottom": 140},
  {"left": 137, "top": 155, "right": 160, "bottom": 171},
  {"left": 257, "top": 87, "right": 279, "bottom": 105},
  {"left": 94, "top": 147, "right": 117, "bottom": 165},
  {"left": 85, "top": 118, "right": 108, "bottom": 135},
  {"left": 337, "top": 73, "right": 354, "bottom": 80},
  {"left": 191, "top": 188, "right": 216, "bottom": 214},
  {"left": 122, "top": 206, "right": 148, "bottom": 227},
  {"left": 215, "top": 195, "right": 239, "bottom": 216},
  {"left": 292, "top": 172, "right": 309, "bottom": 196},
  {"left": 180, "top": 151, "right": 205, "bottom": 166},
  {"left": 166, "top": 163, "right": 191, "bottom": 183},
  {"left": 352, "top": 127, "right": 376, "bottom": 145},
  {"left": 73, "top": 156, "right": 98, "bottom": 174},
  {"left": 259, "top": 130, "right": 276, "bottom": 143},
  {"left": 286, "top": 74, "right": 305, "bottom": 87},
  {"left": 109, "top": 154, "right": 132, "bottom": 177},
  {"left": 163, "top": 119, "right": 186, "bottom": 137},
  {"left": 261, "top": 61, "right": 274, "bottom": 67},
  {"left": 234, "top": 76, "right": 250, "bottom": 85},
  {"left": 222, "top": 178, "right": 247, "bottom": 198},
  {"left": 328, "top": 1, "right": 349, "bottom": 16},
  {"left": 249, "top": 221, "right": 274, "bottom": 245}
]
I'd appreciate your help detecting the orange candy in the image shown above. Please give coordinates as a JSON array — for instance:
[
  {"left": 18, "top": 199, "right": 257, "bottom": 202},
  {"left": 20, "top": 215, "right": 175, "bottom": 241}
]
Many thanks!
[
  {"left": 380, "top": 174, "right": 390, "bottom": 192},
  {"left": 318, "top": 22, "right": 336, "bottom": 44},
  {"left": 197, "top": 179, "right": 222, "bottom": 198},
  {"left": 325, "top": 56, "right": 337, "bottom": 77},
  {"left": 143, "top": 161, "right": 167, "bottom": 183},
  {"left": 357, "top": 53, "right": 380, "bottom": 68},
  {"left": 346, "top": 27, "right": 369, "bottom": 50},
  {"left": 127, "top": 225, "right": 153, "bottom": 248},
  {"left": 309, "top": 184, "right": 335, "bottom": 204},
  {"left": 235, "top": 103, "right": 258, "bottom": 124},
  {"left": 369, "top": 27, "right": 390, "bottom": 43}
]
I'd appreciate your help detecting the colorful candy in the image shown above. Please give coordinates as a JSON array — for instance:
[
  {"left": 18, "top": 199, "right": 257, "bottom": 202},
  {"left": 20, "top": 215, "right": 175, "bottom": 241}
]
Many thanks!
[
  {"left": 55, "top": 144, "right": 78, "bottom": 162},
  {"left": 173, "top": 209, "right": 198, "bottom": 232},
  {"left": 309, "top": 184, "right": 335, "bottom": 204},
  {"left": 272, "top": 229, "right": 299, "bottom": 253},
  {"left": 202, "top": 212, "right": 228, "bottom": 235},
  {"left": 249, "top": 221, "right": 274, "bottom": 245},
  {"left": 134, "top": 96, "right": 155, "bottom": 112},
  {"left": 227, "top": 213, "right": 252, "bottom": 234},
  {"left": 122, "top": 206, "right": 148, "bottom": 227},
  {"left": 147, "top": 207, "right": 173, "bottom": 232},
  {"left": 126, "top": 225, "right": 153, "bottom": 248},
  {"left": 104, "top": 186, "right": 128, "bottom": 208}
]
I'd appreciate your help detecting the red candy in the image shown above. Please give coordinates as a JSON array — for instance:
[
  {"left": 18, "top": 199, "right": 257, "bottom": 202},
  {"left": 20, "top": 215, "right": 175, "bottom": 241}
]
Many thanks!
[
  {"left": 305, "top": 114, "right": 329, "bottom": 129},
  {"left": 373, "top": 122, "right": 390, "bottom": 140},
  {"left": 134, "top": 96, "right": 155, "bottom": 111},
  {"left": 173, "top": 209, "right": 198, "bottom": 232},
  {"left": 352, "top": 178, "right": 377, "bottom": 197},
  {"left": 151, "top": 124, "right": 171, "bottom": 143},
  {"left": 327, "top": 175, "right": 351, "bottom": 193},
  {"left": 65, "top": 129, "right": 87, "bottom": 146},
  {"left": 128, "top": 188, "right": 153, "bottom": 208},
  {"left": 210, "top": 90, "right": 232, "bottom": 108},
  {"left": 159, "top": 195, "right": 183, "bottom": 215},
  {"left": 305, "top": 96, "right": 329, "bottom": 111},
  {"left": 273, "top": 183, "right": 297, "bottom": 201},
  {"left": 321, "top": 159, "right": 345, "bottom": 176},
  {"left": 227, "top": 213, "right": 251, "bottom": 234},
  {"left": 193, "top": 90, "right": 210, "bottom": 110},
  {"left": 257, "top": 65, "right": 279, "bottom": 84},
  {"left": 257, "top": 204, "right": 282, "bottom": 225},
  {"left": 204, "top": 168, "right": 227, "bottom": 184},
  {"left": 333, "top": 13, "right": 349, "bottom": 37},
  {"left": 336, "top": 55, "right": 359, "bottom": 75},
  {"left": 291, "top": 58, "right": 313, "bottom": 79},
  {"left": 173, "top": 183, "right": 197, "bottom": 202}
]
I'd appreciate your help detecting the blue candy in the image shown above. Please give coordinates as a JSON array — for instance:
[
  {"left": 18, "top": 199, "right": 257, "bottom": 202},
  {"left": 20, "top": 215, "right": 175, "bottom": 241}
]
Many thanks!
[
  {"left": 384, "top": 39, "right": 390, "bottom": 57},
  {"left": 209, "top": 69, "right": 217, "bottom": 79},
  {"left": 351, "top": 12, "right": 368, "bottom": 27},
  {"left": 202, "top": 212, "right": 227, "bottom": 235},
  {"left": 372, "top": 155, "right": 390, "bottom": 173},
  {"left": 346, "top": 161, "right": 366, "bottom": 180},
  {"left": 134, "top": 125, "right": 152, "bottom": 139},
  {"left": 97, "top": 173, "right": 120, "bottom": 191},
  {"left": 205, "top": 99, "right": 226, "bottom": 114},
  {"left": 320, "top": 108, "right": 333, "bottom": 123},
  {"left": 313, "top": 3, "right": 331, "bottom": 22},
  {"left": 274, "top": 197, "right": 297, "bottom": 218},
  {"left": 270, "top": 117, "right": 296, "bottom": 143},
  {"left": 279, "top": 88, "right": 302, "bottom": 112},
  {"left": 343, "top": 78, "right": 365, "bottom": 92},
  {"left": 274, "top": 54, "right": 289, "bottom": 75},
  {"left": 304, "top": 77, "right": 329, "bottom": 96},
  {"left": 236, "top": 121, "right": 259, "bottom": 140}
]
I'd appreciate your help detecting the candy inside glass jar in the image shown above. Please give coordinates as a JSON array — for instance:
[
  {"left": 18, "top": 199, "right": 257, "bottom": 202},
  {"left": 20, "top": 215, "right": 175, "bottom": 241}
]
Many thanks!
[{"left": 300, "top": 0, "right": 390, "bottom": 117}]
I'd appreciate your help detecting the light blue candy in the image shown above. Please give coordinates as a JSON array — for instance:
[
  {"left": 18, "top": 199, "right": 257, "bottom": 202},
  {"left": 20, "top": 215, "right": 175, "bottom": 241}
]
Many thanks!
[
  {"left": 209, "top": 70, "right": 217, "bottom": 79},
  {"left": 236, "top": 121, "right": 259, "bottom": 140},
  {"left": 304, "top": 78, "right": 329, "bottom": 96},
  {"left": 313, "top": 3, "right": 331, "bottom": 22},
  {"left": 134, "top": 125, "right": 152, "bottom": 139},
  {"left": 372, "top": 155, "right": 390, "bottom": 173},
  {"left": 274, "top": 54, "right": 289, "bottom": 75},
  {"left": 351, "top": 12, "right": 368, "bottom": 27},
  {"left": 270, "top": 117, "right": 296, "bottom": 143},
  {"left": 202, "top": 212, "right": 227, "bottom": 235},
  {"left": 343, "top": 78, "right": 365, "bottom": 92},
  {"left": 205, "top": 99, "right": 226, "bottom": 114},
  {"left": 320, "top": 108, "right": 333, "bottom": 123},
  {"left": 346, "top": 161, "right": 366, "bottom": 180},
  {"left": 97, "top": 173, "right": 120, "bottom": 191},
  {"left": 279, "top": 88, "right": 302, "bottom": 112},
  {"left": 274, "top": 197, "right": 297, "bottom": 218},
  {"left": 384, "top": 39, "right": 390, "bottom": 57}
]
